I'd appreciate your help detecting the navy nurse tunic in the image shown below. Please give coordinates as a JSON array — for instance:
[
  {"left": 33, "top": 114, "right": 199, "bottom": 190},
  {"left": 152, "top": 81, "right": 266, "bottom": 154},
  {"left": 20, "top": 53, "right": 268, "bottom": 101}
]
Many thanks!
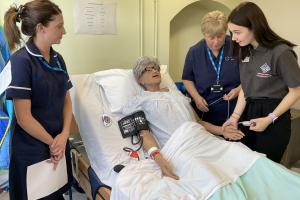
[
  {"left": 6, "top": 40, "right": 73, "bottom": 200},
  {"left": 182, "top": 36, "right": 240, "bottom": 125}
]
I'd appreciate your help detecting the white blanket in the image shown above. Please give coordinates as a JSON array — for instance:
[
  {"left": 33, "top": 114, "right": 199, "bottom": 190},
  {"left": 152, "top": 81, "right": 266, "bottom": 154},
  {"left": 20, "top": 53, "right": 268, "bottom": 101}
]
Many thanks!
[{"left": 111, "top": 121, "right": 263, "bottom": 200}]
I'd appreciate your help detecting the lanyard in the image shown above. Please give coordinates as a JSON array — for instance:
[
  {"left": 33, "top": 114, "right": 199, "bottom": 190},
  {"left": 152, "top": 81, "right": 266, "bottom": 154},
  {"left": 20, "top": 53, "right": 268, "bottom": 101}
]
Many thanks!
[
  {"left": 207, "top": 46, "right": 224, "bottom": 84},
  {"left": 38, "top": 56, "right": 67, "bottom": 75}
]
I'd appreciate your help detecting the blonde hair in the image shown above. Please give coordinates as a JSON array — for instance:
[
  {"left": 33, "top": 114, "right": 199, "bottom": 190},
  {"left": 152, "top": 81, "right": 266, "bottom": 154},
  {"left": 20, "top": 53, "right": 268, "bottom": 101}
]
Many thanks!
[{"left": 201, "top": 10, "right": 227, "bottom": 36}]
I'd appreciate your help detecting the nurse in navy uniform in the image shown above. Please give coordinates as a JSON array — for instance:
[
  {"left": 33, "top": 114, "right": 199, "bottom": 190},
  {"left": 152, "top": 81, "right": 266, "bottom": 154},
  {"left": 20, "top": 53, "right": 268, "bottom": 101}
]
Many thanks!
[
  {"left": 182, "top": 11, "right": 241, "bottom": 127},
  {"left": 4, "top": 0, "right": 73, "bottom": 199}
]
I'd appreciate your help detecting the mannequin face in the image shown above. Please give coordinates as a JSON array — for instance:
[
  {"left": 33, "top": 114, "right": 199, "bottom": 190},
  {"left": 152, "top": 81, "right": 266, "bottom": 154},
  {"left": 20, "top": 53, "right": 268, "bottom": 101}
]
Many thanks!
[{"left": 138, "top": 64, "right": 161, "bottom": 91}]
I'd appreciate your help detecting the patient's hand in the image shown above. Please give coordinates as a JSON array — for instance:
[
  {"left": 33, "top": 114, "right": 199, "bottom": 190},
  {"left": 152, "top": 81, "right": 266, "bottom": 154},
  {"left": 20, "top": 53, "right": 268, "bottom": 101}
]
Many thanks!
[
  {"left": 154, "top": 154, "right": 179, "bottom": 180},
  {"left": 222, "top": 125, "right": 244, "bottom": 141}
]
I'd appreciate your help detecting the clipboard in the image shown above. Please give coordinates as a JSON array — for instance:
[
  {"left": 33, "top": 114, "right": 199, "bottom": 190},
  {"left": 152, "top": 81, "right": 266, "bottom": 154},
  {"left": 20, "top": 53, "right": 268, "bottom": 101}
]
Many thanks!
[{"left": 26, "top": 156, "right": 68, "bottom": 200}]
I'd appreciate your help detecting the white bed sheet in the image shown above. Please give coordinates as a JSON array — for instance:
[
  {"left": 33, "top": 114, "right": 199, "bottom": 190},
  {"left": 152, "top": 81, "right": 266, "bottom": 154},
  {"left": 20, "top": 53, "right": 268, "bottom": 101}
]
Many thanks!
[
  {"left": 111, "top": 121, "right": 262, "bottom": 200},
  {"left": 70, "top": 74, "right": 140, "bottom": 187}
]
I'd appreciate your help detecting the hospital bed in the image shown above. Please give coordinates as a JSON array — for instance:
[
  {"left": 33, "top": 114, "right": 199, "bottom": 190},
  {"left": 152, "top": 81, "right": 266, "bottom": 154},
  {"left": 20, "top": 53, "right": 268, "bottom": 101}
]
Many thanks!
[
  {"left": 69, "top": 70, "right": 300, "bottom": 200},
  {"left": 68, "top": 67, "right": 183, "bottom": 199},
  {"left": 69, "top": 73, "right": 112, "bottom": 200},
  {"left": 69, "top": 129, "right": 111, "bottom": 200}
]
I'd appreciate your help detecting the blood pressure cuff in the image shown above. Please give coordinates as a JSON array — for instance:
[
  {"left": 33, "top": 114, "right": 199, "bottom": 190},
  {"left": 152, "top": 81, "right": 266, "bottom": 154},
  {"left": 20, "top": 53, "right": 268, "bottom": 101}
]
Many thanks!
[{"left": 118, "top": 110, "right": 149, "bottom": 138}]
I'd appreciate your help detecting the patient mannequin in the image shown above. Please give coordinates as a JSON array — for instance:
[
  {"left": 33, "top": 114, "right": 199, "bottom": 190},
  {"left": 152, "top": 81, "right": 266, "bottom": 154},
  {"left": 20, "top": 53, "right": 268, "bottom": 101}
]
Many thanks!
[
  {"left": 115, "top": 56, "right": 300, "bottom": 200},
  {"left": 122, "top": 56, "right": 244, "bottom": 179},
  {"left": 112, "top": 57, "right": 300, "bottom": 200}
]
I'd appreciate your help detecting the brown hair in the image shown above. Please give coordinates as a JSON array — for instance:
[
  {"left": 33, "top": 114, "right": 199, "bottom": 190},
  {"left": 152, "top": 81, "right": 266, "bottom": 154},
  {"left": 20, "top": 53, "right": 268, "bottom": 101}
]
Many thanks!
[
  {"left": 228, "top": 1, "right": 296, "bottom": 61},
  {"left": 4, "top": 0, "right": 61, "bottom": 51}
]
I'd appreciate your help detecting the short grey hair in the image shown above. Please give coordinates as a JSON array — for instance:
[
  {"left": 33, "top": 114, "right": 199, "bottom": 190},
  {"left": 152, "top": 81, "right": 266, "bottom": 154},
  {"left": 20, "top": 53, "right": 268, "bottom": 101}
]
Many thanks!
[{"left": 133, "top": 56, "right": 160, "bottom": 81}]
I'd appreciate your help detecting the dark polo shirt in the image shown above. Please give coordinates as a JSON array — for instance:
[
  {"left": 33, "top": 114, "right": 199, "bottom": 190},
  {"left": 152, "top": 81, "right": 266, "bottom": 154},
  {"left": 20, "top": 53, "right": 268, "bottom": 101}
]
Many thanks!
[{"left": 240, "top": 44, "right": 300, "bottom": 99}]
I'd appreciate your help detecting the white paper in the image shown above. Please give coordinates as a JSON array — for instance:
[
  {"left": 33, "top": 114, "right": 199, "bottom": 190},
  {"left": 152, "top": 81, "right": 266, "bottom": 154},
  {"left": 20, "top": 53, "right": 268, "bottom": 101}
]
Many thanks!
[
  {"left": 0, "top": 61, "right": 12, "bottom": 96},
  {"left": 74, "top": 0, "right": 117, "bottom": 35},
  {"left": 26, "top": 157, "right": 68, "bottom": 200}
]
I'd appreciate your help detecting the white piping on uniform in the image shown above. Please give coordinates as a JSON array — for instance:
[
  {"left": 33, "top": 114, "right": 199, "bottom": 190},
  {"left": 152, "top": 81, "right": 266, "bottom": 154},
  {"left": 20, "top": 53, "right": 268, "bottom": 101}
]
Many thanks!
[
  {"left": 7, "top": 86, "right": 32, "bottom": 91},
  {"left": 24, "top": 44, "right": 43, "bottom": 57}
]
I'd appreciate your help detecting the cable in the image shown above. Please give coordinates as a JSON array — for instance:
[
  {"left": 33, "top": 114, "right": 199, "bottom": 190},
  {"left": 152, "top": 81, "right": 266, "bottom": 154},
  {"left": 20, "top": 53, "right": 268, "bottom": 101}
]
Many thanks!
[{"left": 200, "top": 97, "right": 231, "bottom": 120}]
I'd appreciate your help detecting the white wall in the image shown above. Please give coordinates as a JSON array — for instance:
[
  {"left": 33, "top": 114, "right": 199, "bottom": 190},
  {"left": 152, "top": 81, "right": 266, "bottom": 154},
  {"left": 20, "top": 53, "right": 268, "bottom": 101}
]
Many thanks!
[
  {"left": 0, "top": 0, "right": 141, "bottom": 74},
  {"left": 169, "top": 1, "right": 232, "bottom": 81}
]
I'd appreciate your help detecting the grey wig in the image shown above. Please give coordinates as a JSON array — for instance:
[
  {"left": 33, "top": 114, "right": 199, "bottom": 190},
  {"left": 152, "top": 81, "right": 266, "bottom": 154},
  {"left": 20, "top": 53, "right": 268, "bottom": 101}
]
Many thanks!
[{"left": 133, "top": 56, "right": 160, "bottom": 81}]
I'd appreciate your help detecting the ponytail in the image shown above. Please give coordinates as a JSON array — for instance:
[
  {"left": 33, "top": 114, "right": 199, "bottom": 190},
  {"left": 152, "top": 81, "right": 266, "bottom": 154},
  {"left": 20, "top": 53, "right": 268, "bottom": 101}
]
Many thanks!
[
  {"left": 4, "top": 1, "right": 62, "bottom": 52},
  {"left": 4, "top": 5, "right": 22, "bottom": 51}
]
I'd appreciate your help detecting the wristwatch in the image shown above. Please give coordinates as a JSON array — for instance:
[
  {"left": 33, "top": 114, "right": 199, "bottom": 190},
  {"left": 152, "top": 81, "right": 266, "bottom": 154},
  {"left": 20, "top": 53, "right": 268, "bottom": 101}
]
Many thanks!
[{"left": 268, "top": 113, "right": 278, "bottom": 123}]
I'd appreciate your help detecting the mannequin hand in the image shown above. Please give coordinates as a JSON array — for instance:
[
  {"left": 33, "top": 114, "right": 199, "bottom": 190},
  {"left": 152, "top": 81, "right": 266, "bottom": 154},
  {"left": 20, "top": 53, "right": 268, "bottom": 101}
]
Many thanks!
[
  {"left": 50, "top": 133, "right": 68, "bottom": 156},
  {"left": 222, "top": 125, "right": 244, "bottom": 140},
  {"left": 249, "top": 117, "right": 272, "bottom": 132},
  {"left": 154, "top": 154, "right": 179, "bottom": 180},
  {"left": 195, "top": 96, "right": 209, "bottom": 112},
  {"left": 223, "top": 87, "right": 240, "bottom": 100}
]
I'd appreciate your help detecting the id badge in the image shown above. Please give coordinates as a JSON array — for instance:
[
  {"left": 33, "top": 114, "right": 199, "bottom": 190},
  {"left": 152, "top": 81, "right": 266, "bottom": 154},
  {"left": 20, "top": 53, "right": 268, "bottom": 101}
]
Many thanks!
[{"left": 211, "top": 84, "right": 223, "bottom": 93}]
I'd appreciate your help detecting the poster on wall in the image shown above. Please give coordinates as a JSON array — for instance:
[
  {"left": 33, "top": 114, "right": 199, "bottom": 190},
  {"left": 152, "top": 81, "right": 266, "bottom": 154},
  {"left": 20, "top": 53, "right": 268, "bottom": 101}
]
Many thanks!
[{"left": 74, "top": 0, "right": 117, "bottom": 35}]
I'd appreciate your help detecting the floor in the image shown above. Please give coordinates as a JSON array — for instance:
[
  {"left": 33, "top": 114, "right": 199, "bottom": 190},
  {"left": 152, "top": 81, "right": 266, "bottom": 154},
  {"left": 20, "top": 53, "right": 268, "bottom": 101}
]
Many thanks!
[
  {"left": 63, "top": 187, "right": 88, "bottom": 200},
  {"left": 0, "top": 187, "right": 88, "bottom": 200}
]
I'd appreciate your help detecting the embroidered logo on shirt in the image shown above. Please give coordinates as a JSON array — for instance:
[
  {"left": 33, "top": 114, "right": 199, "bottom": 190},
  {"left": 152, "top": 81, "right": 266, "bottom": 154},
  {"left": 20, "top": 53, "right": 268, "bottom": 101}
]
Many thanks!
[{"left": 256, "top": 63, "right": 272, "bottom": 78}]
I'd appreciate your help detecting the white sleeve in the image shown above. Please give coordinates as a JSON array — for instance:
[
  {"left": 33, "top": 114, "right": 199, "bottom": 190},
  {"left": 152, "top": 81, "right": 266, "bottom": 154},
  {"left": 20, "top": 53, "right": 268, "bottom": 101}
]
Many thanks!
[{"left": 122, "top": 95, "right": 144, "bottom": 115}]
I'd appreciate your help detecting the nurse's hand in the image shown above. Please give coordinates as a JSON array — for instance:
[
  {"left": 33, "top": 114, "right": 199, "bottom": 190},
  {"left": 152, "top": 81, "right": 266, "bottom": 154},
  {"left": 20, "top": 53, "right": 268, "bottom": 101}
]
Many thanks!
[
  {"left": 222, "top": 116, "right": 238, "bottom": 129},
  {"left": 154, "top": 153, "right": 179, "bottom": 180},
  {"left": 249, "top": 117, "right": 272, "bottom": 132},
  {"left": 195, "top": 96, "right": 209, "bottom": 112},
  {"left": 50, "top": 133, "right": 68, "bottom": 156},
  {"left": 47, "top": 151, "right": 64, "bottom": 170},
  {"left": 223, "top": 87, "right": 240, "bottom": 100},
  {"left": 222, "top": 125, "right": 244, "bottom": 140}
]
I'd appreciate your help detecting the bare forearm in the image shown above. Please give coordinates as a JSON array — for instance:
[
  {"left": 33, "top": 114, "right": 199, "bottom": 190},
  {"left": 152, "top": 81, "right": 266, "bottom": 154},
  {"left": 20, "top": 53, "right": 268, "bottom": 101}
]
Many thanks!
[
  {"left": 199, "top": 120, "right": 222, "bottom": 136},
  {"left": 14, "top": 99, "right": 53, "bottom": 145},
  {"left": 62, "top": 92, "right": 72, "bottom": 136},
  {"left": 183, "top": 80, "right": 202, "bottom": 100},
  {"left": 232, "top": 88, "right": 247, "bottom": 119},
  {"left": 16, "top": 114, "right": 53, "bottom": 145},
  {"left": 272, "top": 86, "right": 300, "bottom": 117},
  {"left": 140, "top": 130, "right": 160, "bottom": 151},
  {"left": 235, "top": 85, "right": 241, "bottom": 93}
]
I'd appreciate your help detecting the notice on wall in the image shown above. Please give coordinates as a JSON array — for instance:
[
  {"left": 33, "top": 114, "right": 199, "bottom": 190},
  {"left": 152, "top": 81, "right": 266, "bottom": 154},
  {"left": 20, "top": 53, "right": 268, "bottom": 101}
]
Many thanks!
[{"left": 74, "top": 0, "right": 117, "bottom": 35}]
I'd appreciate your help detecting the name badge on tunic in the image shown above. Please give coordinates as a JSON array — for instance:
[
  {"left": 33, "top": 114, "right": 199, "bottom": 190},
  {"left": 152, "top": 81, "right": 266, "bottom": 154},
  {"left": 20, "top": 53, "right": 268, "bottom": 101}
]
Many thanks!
[
  {"left": 242, "top": 56, "right": 250, "bottom": 63},
  {"left": 211, "top": 84, "right": 223, "bottom": 93}
]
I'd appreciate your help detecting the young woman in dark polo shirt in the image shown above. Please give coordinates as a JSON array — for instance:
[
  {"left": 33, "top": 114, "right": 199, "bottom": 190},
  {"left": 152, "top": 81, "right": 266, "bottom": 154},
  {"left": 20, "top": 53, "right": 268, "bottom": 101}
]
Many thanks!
[{"left": 223, "top": 2, "right": 300, "bottom": 163}]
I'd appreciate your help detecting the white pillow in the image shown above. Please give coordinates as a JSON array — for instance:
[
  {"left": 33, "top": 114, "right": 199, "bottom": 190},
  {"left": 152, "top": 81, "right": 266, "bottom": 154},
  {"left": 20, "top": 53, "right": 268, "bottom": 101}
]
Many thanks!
[{"left": 93, "top": 65, "right": 177, "bottom": 114}]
